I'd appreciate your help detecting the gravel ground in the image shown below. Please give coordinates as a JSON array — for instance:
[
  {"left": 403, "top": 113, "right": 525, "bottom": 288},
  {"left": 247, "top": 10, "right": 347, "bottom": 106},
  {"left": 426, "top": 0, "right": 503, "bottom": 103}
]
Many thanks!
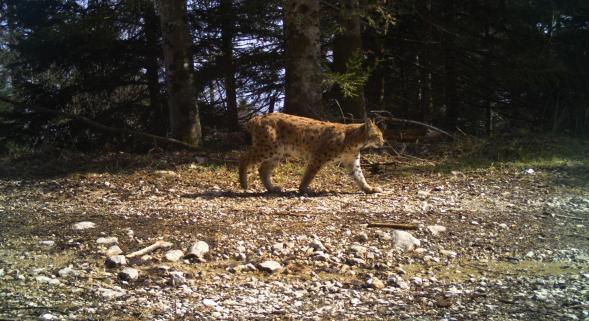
[{"left": 0, "top": 151, "right": 588, "bottom": 320}]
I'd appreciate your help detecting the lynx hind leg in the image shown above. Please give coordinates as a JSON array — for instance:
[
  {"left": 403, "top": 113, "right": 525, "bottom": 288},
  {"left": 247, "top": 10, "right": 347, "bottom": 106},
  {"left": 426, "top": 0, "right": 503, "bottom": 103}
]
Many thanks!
[
  {"left": 259, "top": 158, "right": 281, "bottom": 193},
  {"left": 239, "top": 150, "right": 257, "bottom": 189},
  {"left": 346, "top": 154, "right": 382, "bottom": 194}
]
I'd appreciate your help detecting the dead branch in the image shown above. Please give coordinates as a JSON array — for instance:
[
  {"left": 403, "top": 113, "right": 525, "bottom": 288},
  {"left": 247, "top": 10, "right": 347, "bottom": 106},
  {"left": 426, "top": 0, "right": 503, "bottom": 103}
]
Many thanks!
[
  {"left": 367, "top": 222, "right": 418, "bottom": 230},
  {"left": 126, "top": 240, "right": 173, "bottom": 258},
  {"left": 371, "top": 110, "right": 454, "bottom": 139},
  {"left": 0, "top": 96, "right": 199, "bottom": 150}
]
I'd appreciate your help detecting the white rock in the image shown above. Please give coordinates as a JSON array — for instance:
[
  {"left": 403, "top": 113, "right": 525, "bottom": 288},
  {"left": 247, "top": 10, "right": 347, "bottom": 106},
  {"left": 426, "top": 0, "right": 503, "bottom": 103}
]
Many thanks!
[
  {"left": 498, "top": 223, "right": 509, "bottom": 229},
  {"left": 165, "top": 250, "right": 185, "bottom": 262},
  {"left": 35, "top": 276, "right": 60, "bottom": 285},
  {"left": 367, "top": 277, "right": 385, "bottom": 289},
  {"left": 349, "top": 244, "right": 368, "bottom": 256},
  {"left": 96, "top": 237, "right": 118, "bottom": 245},
  {"left": 155, "top": 170, "right": 179, "bottom": 177},
  {"left": 445, "top": 286, "right": 462, "bottom": 297},
  {"left": 98, "top": 287, "right": 126, "bottom": 299},
  {"left": 105, "top": 255, "right": 127, "bottom": 268},
  {"left": 106, "top": 245, "right": 123, "bottom": 256},
  {"left": 39, "top": 240, "right": 55, "bottom": 247},
  {"left": 310, "top": 240, "right": 327, "bottom": 252},
  {"left": 39, "top": 313, "right": 57, "bottom": 320},
  {"left": 168, "top": 271, "right": 186, "bottom": 286},
  {"left": 258, "top": 260, "right": 282, "bottom": 273},
  {"left": 58, "top": 267, "right": 78, "bottom": 278},
  {"left": 118, "top": 267, "right": 139, "bottom": 281},
  {"left": 391, "top": 230, "right": 421, "bottom": 252},
  {"left": 355, "top": 232, "right": 369, "bottom": 243},
  {"left": 72, "top": 221, "right": 95, "bottom": 230},
  {"left": 427, "top": 225, "right": 447, "bottom": 236},
  {"left": 440, "top": 250, "right": 457, "bottom": 258},
  {"left": 202, "top": 298, "right": 218, "bottom": 307},
  {"left": 187, "top": 241, "right": 209, "bottom": 258}
]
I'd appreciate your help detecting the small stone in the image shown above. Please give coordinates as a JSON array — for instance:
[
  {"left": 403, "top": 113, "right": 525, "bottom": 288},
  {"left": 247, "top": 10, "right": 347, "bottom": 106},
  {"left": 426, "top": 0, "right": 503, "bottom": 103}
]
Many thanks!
[
  {"left": 106, "top": 245, "right": 123, "bottom": 256},
  {"left": 73, "top": 221, "right": 95, "bottom": 230},
  {"left": 355, "top": 232, "right": 369, "bottom": 243},
  {"left": 258, "top": 260, "right": 283, "bottom": 273},
  {"left": 165, "top": 250, "right": 185, "bottom": 262},
  {"left": 155, "top": 170, "right": 179, "bottom": 177},
  {"left": 234, "top": 253, "right": 246, "bottom": 261},
  {"left": 394, "top": 267, "right": 406, "bottom": 275},
  {"left": 105, "top": 255, "right": 127, "bottom": 268},
  {"left": 39, "top": 240, "right": 55, "bottom": 247},
  {"left": 187, "top": 241, "right": 209, "bottom": 258},
  {"left": 35, "top": 276, "right": 60, "bottom": 285},
  {"left": 58, "top": 267, "right": 77, "bottom": 278},
  {"left": 427, "top": 225, "right": 447, "bottom": 236},
  {"left": 272, "top": 242, "right": 286, "bottom": 252},
  {"left": 349, "top": 244, "right": 368, "bottom": 256},
  {"left": 96, "top": 237, "right": 118, "bottom": 245},
  {"left": 39, "top": 313, "right": 57, "bottom": 320},
  {"left": 244, "top": 263, "right": 257, "bottom": 272},
  {"left": 375, "top": 230, "right": 392, "bottom": 241},
  {"left": 202, "top": 298, "right": 218, "bottom": 307},
  {"left": 440, "top": 250, "right": 457, "bottom": 258},
  {"left": 168, "top": 271, "right": 186, "bottom": 286},
  {"left": 368, "top": 277, "right": 385, "bottom": 289},
  {"left": 391, "top": 230, "right": 420, "bottom": 252},
  {"left": 310, "top": 240, "right": 327, "bottom": 252},
  {"left": 498, "top": 223, "right": 508, "bottom": 229},
  {"left": 445, "top": 286, "right": 462, "bottom": 297},
  {"left": 411, "top": 277, "right": 423, "bottom": 285},
  {"left": 313, "top": 251, "right": 329, "bottom": 261},
  {"left": 118, "top": 267, "right": 139, "bottom": 281},
  {"left": 525, "top": 251, "right": 535, "bottom": 258},
  {"left": 98, "top": 287, "right": 126, "bottom": 299},
  {"left": 347, "top": 258, "right": 366, "bottom": 266}
]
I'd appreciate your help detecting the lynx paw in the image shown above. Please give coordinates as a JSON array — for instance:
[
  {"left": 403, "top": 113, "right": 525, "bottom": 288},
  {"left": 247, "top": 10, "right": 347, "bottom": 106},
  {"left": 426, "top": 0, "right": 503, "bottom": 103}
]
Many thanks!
[{"left": 364, "top": 186, "right": 383, "bottom": 194}]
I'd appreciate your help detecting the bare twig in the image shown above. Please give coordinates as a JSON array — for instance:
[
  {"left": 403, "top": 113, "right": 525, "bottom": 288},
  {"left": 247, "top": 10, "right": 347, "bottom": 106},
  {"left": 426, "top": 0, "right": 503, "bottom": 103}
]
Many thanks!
[
  {"left": 0, "top": 96, "right": 200, "bottom": 150},
  {"left": 371, "top": 110, "right": 454, "bottom": 139},
  {"left": 367, "top": 222, "right": 418, "bottom": 230},
  {"left": 126, "top": 240, "right": 173, "bottom": 258}
]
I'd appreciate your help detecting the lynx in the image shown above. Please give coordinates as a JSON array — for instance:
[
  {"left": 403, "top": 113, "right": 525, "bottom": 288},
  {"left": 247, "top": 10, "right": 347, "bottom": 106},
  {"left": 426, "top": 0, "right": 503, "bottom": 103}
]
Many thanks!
[{"left": 239, "top": 112, "right": 384, "bottom": 194}]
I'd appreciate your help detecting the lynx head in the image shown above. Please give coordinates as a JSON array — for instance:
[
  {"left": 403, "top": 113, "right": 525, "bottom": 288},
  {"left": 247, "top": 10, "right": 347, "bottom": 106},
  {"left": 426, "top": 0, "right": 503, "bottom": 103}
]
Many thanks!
[{"left": 363, "top": 118, "right": 384, "bottom": 148}]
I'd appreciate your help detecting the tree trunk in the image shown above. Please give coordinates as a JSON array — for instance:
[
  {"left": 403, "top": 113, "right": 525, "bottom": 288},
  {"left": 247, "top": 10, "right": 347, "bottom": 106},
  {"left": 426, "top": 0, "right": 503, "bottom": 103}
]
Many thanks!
[
  {"left": 220, "top": 0, "right": 239, "bottom": 130},
  {"left": 442, "top": 0, "right": 458, "bottom": 131},
  {"left": 364, "top": 28, "right": 384, "bottom": 111},
  {"left": 283, "top": 0, "right": 322, "bottom": 118},
  {"left": 418, "top": 0, "right": 433, "bottom": 123},
  {"left": 332, "top": 0, "right": 364, "bottom": 119},
  {"left": 143, "top": 3, "right": 166, "bottom": 136},
  {"left": 156, "top": 0, "right": 202, "bottom": 146}
]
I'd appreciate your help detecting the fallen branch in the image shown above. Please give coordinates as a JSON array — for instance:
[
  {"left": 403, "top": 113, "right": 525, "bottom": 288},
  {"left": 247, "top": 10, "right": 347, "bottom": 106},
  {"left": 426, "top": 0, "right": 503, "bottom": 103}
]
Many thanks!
[
  {"left": 371, "top": 110, "right": 454, "bottom": 139},
  {"left": 126, "top": 240, "right": 173, "bottom": 258},
  {"left": 0, "top": 96, "right": 199, "bottom": 150},
  {"left": 367, "top": 222, "right": 418, "bottom": 230}
]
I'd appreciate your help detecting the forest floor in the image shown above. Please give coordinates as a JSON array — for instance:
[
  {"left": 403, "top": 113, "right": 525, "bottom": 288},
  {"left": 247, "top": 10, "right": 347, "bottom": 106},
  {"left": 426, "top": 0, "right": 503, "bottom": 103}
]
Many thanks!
[{"left": 0, "top": 137, "right": 588, "bottom": 321}]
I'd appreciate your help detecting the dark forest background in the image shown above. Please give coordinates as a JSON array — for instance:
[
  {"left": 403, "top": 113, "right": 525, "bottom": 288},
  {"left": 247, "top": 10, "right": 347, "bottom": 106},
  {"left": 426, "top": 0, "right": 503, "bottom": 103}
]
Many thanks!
[{"left": 0, "top": 0, "right": 588, "bottom": 153}]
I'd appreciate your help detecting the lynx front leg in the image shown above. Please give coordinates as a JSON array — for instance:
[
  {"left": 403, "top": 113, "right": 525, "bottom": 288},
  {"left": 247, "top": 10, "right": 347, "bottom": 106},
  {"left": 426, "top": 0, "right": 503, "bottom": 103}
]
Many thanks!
[
  {"left": 259, "top": 159, "right": 281, "bottom": 193},
  {"left": 347, "top": 154, "right": 382, "bottom": 194},
  {"left": 299, "top": 160, "right": 325, "bottom": 194}
]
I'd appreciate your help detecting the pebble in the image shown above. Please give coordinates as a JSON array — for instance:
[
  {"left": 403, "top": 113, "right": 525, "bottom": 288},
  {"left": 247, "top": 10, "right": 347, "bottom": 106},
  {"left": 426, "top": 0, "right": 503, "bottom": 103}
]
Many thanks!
[
  {"left": 440, "top": 250, "right": 458, "bottom": 258},
  {"left": 427, "top": 225, "right": 447, "bottom": 236},
  {"left": 187, "top": 241, "right": 209, "bottom": 258},
  {"left": 105, "top": 255, "right": 127, "bottom": 268},
  {"left": 168, "top": 271, "right": 187, "bottom": 286},
  {"left": 39, "top": 240, "right": 55, "bottom": 247},
  {"left": 349, "top": 244, "right": 368, "bottom": 256},
  {"left": 98, "top": 287, "right": 126, "bottom": 299},
  {"left": 96, "top": 237, "right": 118, "bottom": 245},
  {"left": 258, "top": 260, "right": 283, "bottom": 273},
  {"left": 310, "top": 240, "right": 327, "bottom": 252},
  {"left": 58, "top": 267, "right": 77, "bottom": 278},
  {"left": 35, "top": 276, "right": 60, "bottom": 285},
  {"left": 355, "top": 232, "right": 369, "bottom": 243},
  {"left": 72, "top": 221, "right": 96, "bottom": 230},
  {"left": 165, "top": 250, "right": 185, "bottom": 262},
  {"left": 39, "top": 313, "right": 57, "bottom": 320},
  {"left": 367, "top": 277, "right": 385, "bottom": 289},
  {"left": 106, "top": 245, "right": 123, "bottom": 256},
  {"left": 118, "top": 267, "right": 139, "bottom": 281},
  {"left": 391, "top": 230, "right": 420, "bottom": 251}
]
